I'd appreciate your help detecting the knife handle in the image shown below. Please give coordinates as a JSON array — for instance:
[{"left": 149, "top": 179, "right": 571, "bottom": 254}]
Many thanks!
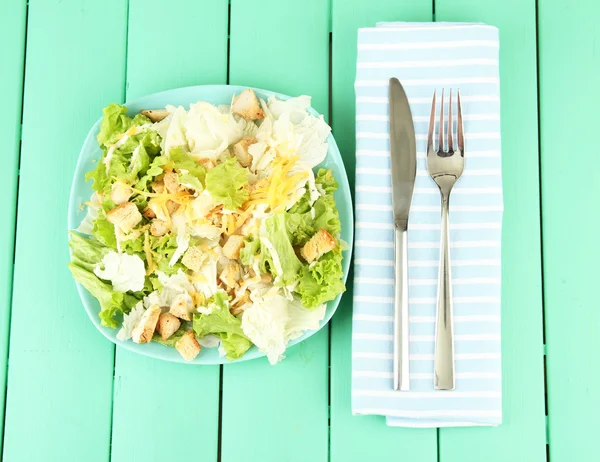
[
  {"left": 393, "top": 225, "right": 410, "bottom": 391},
  {"left": 434, "top": 196, "right": 455, "bottom": 390}
]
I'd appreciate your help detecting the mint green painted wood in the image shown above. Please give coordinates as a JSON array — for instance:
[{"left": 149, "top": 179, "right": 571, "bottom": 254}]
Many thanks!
[
  {"left": 434, "top": 3, "right": 546, "bottom": 460},
  {"left": 109, "top": 1, "right": 228, "bottom": 460},
  {"left": 329, "top": 1, "right": 437, "bottom": 460},
  {"left": 2, "top": 1, "right": 127, "bottom": 461},
  {"left": 0, "top": 0, "right": 26, "bottom": 450},
  {"left": 221, "top": 1, "right": 331, "bottom": 460},
  {"left": 538, "top": 0, "right": 600, "bottom": 460}
]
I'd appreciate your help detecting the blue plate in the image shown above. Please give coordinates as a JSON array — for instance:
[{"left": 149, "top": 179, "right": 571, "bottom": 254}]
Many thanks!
[{"left": 68, "top": 85, "right": 354, "bottom": 364}]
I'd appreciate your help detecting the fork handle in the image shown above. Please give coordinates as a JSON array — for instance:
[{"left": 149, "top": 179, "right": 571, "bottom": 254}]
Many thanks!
[
  {"left": 434, "top": 195, "right": 455, "bottom": 390},
  {"left": 393, "top": 225, "right": 410, "bottom": 391}
]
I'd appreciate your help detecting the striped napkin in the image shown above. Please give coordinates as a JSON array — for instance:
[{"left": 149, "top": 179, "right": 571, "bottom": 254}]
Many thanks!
[{"left": 352, "top": 23, "right": 503, "bottom": 427}]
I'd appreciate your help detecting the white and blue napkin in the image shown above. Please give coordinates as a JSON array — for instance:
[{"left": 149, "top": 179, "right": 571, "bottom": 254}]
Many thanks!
[{"left": 352, "top": 22, "right": 503, "bottom": 427}]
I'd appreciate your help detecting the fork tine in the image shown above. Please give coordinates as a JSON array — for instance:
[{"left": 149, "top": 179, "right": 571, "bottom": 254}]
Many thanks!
[
  {"left": 427, "top": 90, "right": 436, "bottom": 153},
  {"left": 457, "top": 89, "right": 464, "bottom": 152},
  {"left": 438, "top": 88, "right": 445, "bottom": 152},
  {"left": 448, "top": 89, "right": 453, "bottom": 151}
]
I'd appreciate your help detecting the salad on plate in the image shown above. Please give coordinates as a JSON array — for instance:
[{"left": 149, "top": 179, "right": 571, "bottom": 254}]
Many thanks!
[{"left": 68, "top": 88, "right": 346, "bottom": 364}]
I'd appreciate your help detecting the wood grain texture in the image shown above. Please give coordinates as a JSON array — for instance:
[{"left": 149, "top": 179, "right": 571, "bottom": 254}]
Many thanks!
[
  {"left": 329, "top": 1, "right": 437, "bottom": 460},
  {"left": 2, "top": 1, "right": 127, "bottom": 461},
  {"left": 0, "top": 0, "right": 26, "bottom": 451},
  {"left": 538, "top": 0, "right": 600, "bottom": 460},
  {"left": 435, "top": 1, "right": 546, "bottom": 461},
  {"left": 109, "top": 1, "right": 228, "bottom": 461},
  {"left": 222, "top": 1, "right": 330, "bottom": 460}
]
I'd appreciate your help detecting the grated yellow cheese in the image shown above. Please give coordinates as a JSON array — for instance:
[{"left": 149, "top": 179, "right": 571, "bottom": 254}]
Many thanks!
[{"left": 249, "top": 156, "right": 308, "bottom": 213}]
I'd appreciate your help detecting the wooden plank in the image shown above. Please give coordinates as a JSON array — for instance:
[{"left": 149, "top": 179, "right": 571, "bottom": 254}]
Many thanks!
[
  {"left": 0, "top": 0, "right": 26, "bottom": 450},
  {"left": 329, "top": 1, "right": 438, "bottom": 461},
  {"left": 2, "top": 1, "right": 127, "bottom": 461},
  {"left": 222, "top": 1, "right": 330, "bottom": 461},
  {"left": 538, "top": 0, "right": 600, "bottom": 460},
  {"left": 434, "top": 1, "right": 546, "bottom": 461},
  {"left": 109, "top": 1, "right": 228, "bottom": 461}
]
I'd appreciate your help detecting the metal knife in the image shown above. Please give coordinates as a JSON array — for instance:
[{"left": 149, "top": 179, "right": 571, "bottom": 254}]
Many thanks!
[{"left": 389, "top": 78, "right": 417, "bottom": 391}]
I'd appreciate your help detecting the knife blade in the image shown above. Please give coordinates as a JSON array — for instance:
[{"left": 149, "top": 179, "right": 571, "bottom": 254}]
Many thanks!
[{"left": 389, "top": 77, "right": 416, "bottom": 391}]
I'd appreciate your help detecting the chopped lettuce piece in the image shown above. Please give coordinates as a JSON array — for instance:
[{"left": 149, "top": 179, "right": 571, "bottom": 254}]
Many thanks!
[
  {"left": 192, "top": 291, "right": 252, "bottom": 360},
  {"left": 205, "top": 157, "right": 248, "bottom": 209},
  {"left": 170, "top": 146, "right": 207, "bottom": 183},
  {"left": 68, "top": 263, "right": 125, "bottom": 328},
  {"left": 241, "top": 294, "right": 325, "bottom": 364},
  {"left": 315, "top": 168, "right": 337, "bottom": 195},
  {"left": 68, "top": 231, "right": 110, "bottom": 272},
  {"left": 262, "top": 213, "right": 302, "bottom": 286},
  {"left": 91, "top": 213, "right": 117, "bottom": 249},
  {"left": 296, "top": 247, "right": 345, "bottom": 309},
  {"left": 178, "top": 173, "right": 203, "bottom": 192},
  {"left": 239, "top": 237, "right": 260, "bottom": 266},
  {"left": 97, "top": 104, "right": 136, "bottom": 147},
  {"left": 285, "top": 168, "right": 340, "bottom": 246}
]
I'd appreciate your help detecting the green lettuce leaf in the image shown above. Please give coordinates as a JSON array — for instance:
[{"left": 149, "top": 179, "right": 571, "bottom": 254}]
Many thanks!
[
  {"left": 263, "top": 213, "right": 302, "bottom": 286},
  {"left": 285, "top": 168, "right": 341, "bottom": 246},
  {"left": 295, "top": 247, "right": 345, "bottom": 309},
  {"left": 285, "top": 211, "right": 315, "bottom": 247},
  {"left": 205, "top": 157, "right": 248, "bottom": 209},
  {"left": 315, "top": 168, "right": 338, "bottom": 195},
  {"left": 219, "top": 333, "right": 252, "bottom": 360},
  {"left": 68, "top": 231, "right": 110, "bottom": 272},
  {"left": 240, "top": 237, "right": 260, "bottom": 266},
  {"left": 88, "top": 105, "right": 160, "bottom": 192},
  {"left": 68, "top": 263, "right": 124, "bottom": 328},
  {"left": 192, "top": 291, "right": 252, "bottom": 360},
  {"left": 97, "top": 104, "right": 132, "bottom": 147},
  {"left": 92, "top": 213, "right": 117, "bottom": 249},
  {"left": 178, "top": 173, "right": 203, "bottom": 192},
  {"left": 170, "top": 147, "right": 207, "bottom": 183},
  {"left": 136, "top": 156, "right": 169, "bottom": 190},
  {"left": 150, "top": 234, "right": 187, "bottom": 276},
  {"left": 313, "top": 194, "right": 341, "bottom": 237}
]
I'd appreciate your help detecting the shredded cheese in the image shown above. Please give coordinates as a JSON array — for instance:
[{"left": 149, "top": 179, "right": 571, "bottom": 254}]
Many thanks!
[{"left": 248, "top": 156, "right": 308, "bottom": 213}]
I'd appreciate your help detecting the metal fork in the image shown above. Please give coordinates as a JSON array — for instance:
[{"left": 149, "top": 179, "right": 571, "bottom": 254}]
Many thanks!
[{"left": 426, "top": 89, "right": 465, "bottom": 391}]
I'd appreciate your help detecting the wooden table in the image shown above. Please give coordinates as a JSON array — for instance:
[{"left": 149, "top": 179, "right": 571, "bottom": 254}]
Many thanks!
[{"left": 0, "top": 0, "right": 596, "bottom": 461}]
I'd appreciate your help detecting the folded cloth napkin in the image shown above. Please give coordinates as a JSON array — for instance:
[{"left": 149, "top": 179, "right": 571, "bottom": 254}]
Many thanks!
[{"left": 352, "top": 22, "right": 503, "bottom": 427}]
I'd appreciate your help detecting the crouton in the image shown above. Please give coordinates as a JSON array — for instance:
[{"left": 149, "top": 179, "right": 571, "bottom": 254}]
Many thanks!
[
  {"left": 163, "top": 171, "right": 181, "bottom": 194},
  {"left": 232, "top": 89, "right": 264, "bottom": 120},
  {"left": 150, "top": 219, "right": 169, "bottom": 237},
  {"left": 131, "top": 305, "right": 161, "bottom": 344},
  {"left": 150, "top": 181, "right": 165, "bottom": 194},
  {"left": 231, "top": 291, "right": 251, "bottom": 316},
  {"left": 106, "top": 202, "right": 142, "bottom": 233},
  {"left": 301, "top": 229, "right": 337, "bottom": 263},
  {"left": 182, "top": 246, "right": 205, "bottom": 273},
  {"left": 110, "top": 183, "right": 133, "bottom": 205},
  {"left": 219, "top": 262, "right": 240, "bottom": 289},
  {"left": 170, "top": 293, "right": 192, "bottom": 321},
  {"left": 140, "top": 109, "right": 170, "bottom": 123},
  {"left": 156, "top": 313, "right": 181, "bottom": 341},
  {"left": 260, "top": 273, "right": 273, "bottom": 284},
  {"left": 232, "top": 137, "right": 256, "bottom": 168},
  {"left": 166, "top": 199, "right": 180, "bottom": 215},
  {"left": 222, "top": 235, "right": 245, "bottom": 260},
  {"left": 175, "top": 331, "right": 201, "bottom": 361},
  {"left": 143, "top": 207, "right": 156, "bottom": 220}
]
